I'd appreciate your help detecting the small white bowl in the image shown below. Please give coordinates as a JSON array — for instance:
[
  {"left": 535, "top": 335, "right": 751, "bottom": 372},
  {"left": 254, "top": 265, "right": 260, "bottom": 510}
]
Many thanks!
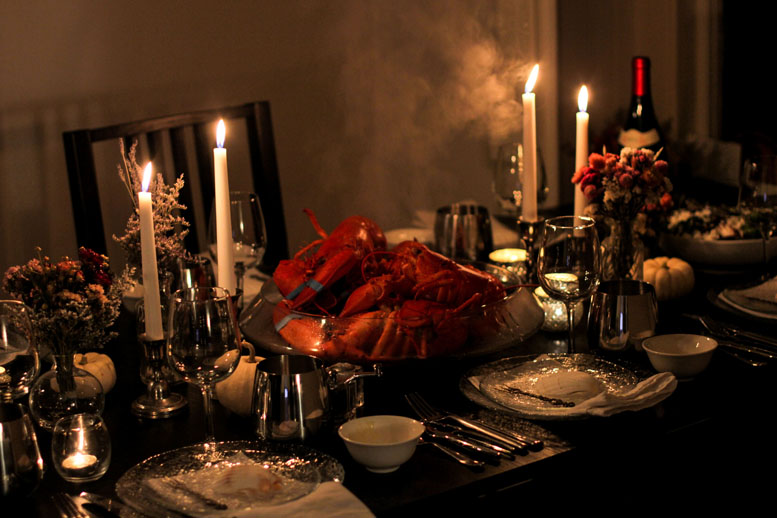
[
  {"left": 338, "top": 415, "right": 425, "bottom": 473},
  {"left": 642, "top": 334, "right": 718, "bottom": 379}
]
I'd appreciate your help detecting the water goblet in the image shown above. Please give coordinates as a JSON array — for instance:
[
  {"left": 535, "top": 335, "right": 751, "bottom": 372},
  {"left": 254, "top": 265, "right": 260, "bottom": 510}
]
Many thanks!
[
  {"left": 167, "top": 287, "right": 240, "bottom": 449},
  {"left": 208, "top": 191, "right": 267, "bottom": 303},
  {"left": 741, "top": 156, "right": 777, "bottom": 273},
  {"left": 537, "top": 216, "right": 602, "bottom": 353},
  {"left": 0, "top": 300, "right": 39, "bottom": 400}
]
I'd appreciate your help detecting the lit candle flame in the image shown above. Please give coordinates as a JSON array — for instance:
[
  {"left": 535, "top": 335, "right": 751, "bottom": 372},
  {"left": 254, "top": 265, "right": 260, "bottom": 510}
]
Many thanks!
[
  {"left": 578, "top": 85, "right": 588, "bottom": 113},
  {"left": 216, "top": 119, "right": 226, "bottom": 148},
  {"left": 525, "top": 64, "right": 539, "bottom": 94},
  {"left": 141, "top": 162, "right": 153, "bottom": 193}
]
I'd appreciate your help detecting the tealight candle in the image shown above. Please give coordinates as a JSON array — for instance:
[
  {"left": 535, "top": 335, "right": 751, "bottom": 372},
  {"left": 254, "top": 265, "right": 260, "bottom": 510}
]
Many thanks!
[
  {"left": 52, "top": 413, "right": 111, "bottom": 483},
  {"left": 488, "top": 248, "right": 528, "bottom": 277},
  {"left": 488, "top": 248, "right": 527, "bottom": 263},
  {"left": 61, "top": 452, "right": 98, "bottom": 470},
  {"left": 533, "top": 286, "right": 583, "bottom": 332}
]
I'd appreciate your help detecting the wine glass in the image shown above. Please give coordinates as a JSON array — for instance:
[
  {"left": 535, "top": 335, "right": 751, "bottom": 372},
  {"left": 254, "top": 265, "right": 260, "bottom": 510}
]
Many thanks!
[
  {"left": 741, "top": 156, "right": 777, "bottom": 274},
  {"left": 492, "top": 142, "right": 549, "bottom": 229},
  {"left": 167, "top": 287, "right": 240, "bottom": 448},
  {"left": 0, "top": 301, "right": 39, "bottom": 400},
  {"left": 208, "top": 191, "right": 268, "bottom": 301},
  {"left": 537, "top": 216, "right": 602, "bottom": 353}
]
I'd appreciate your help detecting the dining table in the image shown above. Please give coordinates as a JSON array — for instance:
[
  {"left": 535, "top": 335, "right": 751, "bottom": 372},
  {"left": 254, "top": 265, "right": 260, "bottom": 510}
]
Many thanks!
[{"left": 9, "top": 259, "right": 777, "bottom": 517}]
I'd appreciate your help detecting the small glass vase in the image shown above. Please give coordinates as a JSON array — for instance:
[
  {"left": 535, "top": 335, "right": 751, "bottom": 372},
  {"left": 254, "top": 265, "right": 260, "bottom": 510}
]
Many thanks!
[
  {"left": 28, "top": 353, "right": 105, "bottom": 432},
  {"left": 601, "top": 218, "right": 645, "bottom": 281}
]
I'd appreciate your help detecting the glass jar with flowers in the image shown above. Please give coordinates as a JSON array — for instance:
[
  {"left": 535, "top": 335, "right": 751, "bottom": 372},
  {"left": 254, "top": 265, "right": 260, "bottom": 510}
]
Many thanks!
[
  {"left": 572, "top": 147, "right": 673, "bottom": 281},
  {"left": 3, "top": 247, "right": 130, "bottom": 430}
]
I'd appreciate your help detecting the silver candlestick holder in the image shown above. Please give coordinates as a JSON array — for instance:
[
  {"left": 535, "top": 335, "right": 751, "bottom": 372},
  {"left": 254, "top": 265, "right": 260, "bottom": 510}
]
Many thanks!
[
  {"left": 132, "top": 334, "right": 187, "bottom": 419},
  {"left": 518, "top": 217, "right": 545, "bottom": 283}
]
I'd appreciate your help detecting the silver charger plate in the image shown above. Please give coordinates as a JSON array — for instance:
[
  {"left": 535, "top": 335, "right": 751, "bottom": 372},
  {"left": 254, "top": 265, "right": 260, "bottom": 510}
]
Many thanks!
[
  {"left": 116, "top": 441, "right": 345, "bottom": 518},
  {"left": 460, "top": 354, "right": 641, "bottom": 420}
]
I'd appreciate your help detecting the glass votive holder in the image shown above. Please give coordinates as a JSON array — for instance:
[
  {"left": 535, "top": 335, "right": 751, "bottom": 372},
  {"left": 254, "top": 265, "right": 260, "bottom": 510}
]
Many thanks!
[
  {"left": 488, "top": 248, "right": 528, "bottom": 278},
  {"left": 533, "top": 287, "right": 583, "bottom": 332},
  {"left": 51, "top": 413, "right": 111, "bottom": 483}
]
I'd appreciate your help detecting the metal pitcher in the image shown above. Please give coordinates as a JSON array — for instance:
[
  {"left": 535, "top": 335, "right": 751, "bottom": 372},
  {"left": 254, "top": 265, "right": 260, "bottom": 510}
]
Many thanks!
[{"left": 253, "top": 355, "right": 379, "bottom": 441}]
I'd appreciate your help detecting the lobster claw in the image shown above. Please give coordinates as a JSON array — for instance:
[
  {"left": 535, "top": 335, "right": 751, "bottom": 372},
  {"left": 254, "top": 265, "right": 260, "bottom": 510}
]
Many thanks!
[{"left": 282, "top": 248, "right": 362, "bottom": 309}]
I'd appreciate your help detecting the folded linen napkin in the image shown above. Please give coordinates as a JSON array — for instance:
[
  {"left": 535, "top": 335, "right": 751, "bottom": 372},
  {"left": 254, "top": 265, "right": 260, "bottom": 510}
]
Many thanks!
[
  {"left": 143, "top": 478, "right": 373, "bottom": 518},
  {"left": 473, "top": 355, "right": 677, "bottom": 419},
  {"left": 719, "top": 275, "right": 777, "bottom": 319}
]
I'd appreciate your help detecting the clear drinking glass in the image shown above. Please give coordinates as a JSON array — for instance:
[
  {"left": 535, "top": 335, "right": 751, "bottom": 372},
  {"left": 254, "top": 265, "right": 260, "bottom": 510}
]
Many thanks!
[
  {"left": 537, "top": 216, "right": 602, "bottom": 353},
  {"left": 167, "top": 287, "right": 240, "bottom": 448},
  {"left": 0, "top": 301, "right": 39, "bottom": 400},
  {"left": 208, "top": 191, "right": 267, "bottom": 297},
  {"left": 741, "top": 156, "right": 777, "bottom": 272}
]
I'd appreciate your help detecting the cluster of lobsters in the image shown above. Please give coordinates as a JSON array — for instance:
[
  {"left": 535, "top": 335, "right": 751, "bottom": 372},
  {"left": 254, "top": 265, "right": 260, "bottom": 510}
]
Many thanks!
[{"left": 271, "top": 210, "right": 511, "bottom": 361}]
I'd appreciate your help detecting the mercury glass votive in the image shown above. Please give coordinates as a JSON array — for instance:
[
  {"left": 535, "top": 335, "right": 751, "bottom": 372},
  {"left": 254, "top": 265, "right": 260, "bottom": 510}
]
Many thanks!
[
  {"left": 488, "top": 248, "right": 528, "bottom": 278},
  {"left": 51, "top": 413, "right": 111, "bottom": 483},
  {"left": 533, "top": 287, "right": 583, "bottom": 332}
]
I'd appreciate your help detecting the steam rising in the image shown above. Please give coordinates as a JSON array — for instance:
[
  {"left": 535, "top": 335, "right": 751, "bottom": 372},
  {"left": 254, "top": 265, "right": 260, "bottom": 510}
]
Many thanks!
[{"left": 315, "top": 3, "right": 533, "bottom": 233}]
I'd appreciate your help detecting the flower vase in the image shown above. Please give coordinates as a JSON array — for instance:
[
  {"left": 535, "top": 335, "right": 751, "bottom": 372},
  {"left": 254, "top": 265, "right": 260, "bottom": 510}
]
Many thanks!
[
  {"left": 28, "top": 353, "right": 105, "bottom": 431},
  {"left": 602, "top": 219, "right": 645, "bottom": 281}
]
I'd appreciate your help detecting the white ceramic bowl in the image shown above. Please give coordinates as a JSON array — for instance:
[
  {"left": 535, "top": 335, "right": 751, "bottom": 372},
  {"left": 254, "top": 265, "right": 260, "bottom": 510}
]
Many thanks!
[
  {"left": 642, "top": 334, "right": 718, "bottom": 379},
  {"left": 338, "top": 415, "right": 425, "bottom": 473}
]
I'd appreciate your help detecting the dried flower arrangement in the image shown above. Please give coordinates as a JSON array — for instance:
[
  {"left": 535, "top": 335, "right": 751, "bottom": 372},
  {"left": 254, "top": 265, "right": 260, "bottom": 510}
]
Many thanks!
[
  {"left": 2, "top": 247, "right": 131, "bottom": 355},
  {"left": 112, "top": 140, "right": 193, "bottom": 275},
  {"left": 573, "top": 147, "right": 674, "bottom": 222}
]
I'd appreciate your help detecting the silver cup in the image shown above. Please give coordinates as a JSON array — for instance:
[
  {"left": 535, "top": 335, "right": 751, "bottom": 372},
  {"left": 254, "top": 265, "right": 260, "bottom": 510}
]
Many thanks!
[
  {"left": 588, "top": 280, "right": 658, "bottom": 352},
  {"left": 434, "top": 203, "right": 494, "bottom": 261}
]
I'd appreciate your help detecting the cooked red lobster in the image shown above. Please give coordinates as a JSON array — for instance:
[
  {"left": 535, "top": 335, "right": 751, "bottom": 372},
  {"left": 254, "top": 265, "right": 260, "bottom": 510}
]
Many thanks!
[{"left": 272, "top": 211, "right": 506, "bottom": 361}]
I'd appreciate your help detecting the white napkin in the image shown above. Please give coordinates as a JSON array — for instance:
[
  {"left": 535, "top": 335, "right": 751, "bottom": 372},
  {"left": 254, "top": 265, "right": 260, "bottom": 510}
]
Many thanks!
[
  {"left": 236, "top": 482, "right": 374, "bottom": 518},
  {"left": 573, "top": 371, "right": 678, "bottom": 417},
  {"left": 471, "top": 355, "right": 678, "bottom": 418},
  {"left": 719, "top": 275, "right": 777, "bottom": 319},
  {"left": 144, "top": 477, "right": 373, "bottom": 518}
]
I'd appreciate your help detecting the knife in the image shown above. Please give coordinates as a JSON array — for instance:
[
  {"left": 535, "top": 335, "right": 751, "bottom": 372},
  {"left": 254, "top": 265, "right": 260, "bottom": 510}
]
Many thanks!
[
  {"left": 427, "top": 421, "right": 525, "bottom": 454},
  {"left": 424, "top": 426, "right": 507, "bottom": 460},
  {"left": 440, "top": 415, "right": 544, "bottom": 451}
]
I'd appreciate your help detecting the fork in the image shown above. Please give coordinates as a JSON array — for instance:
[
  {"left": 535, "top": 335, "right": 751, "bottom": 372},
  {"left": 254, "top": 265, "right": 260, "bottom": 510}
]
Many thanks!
[
  {"left": 685, "top": 313, "right": 777, "bottom": 350},
  {"left": 52, "top": 493, "right": 88, "bottom": 518},
  {"left": 405, "top": 392, "right": 543, "bottom": 451}
]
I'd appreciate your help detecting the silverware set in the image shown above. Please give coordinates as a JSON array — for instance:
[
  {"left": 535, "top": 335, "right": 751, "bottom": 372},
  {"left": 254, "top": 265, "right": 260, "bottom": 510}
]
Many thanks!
[
  {"left": 405, "top": 392, "right": 543, "bottom": 467},
  {"left": 683, "top": 313, "right": 777, "bottom": 363}
]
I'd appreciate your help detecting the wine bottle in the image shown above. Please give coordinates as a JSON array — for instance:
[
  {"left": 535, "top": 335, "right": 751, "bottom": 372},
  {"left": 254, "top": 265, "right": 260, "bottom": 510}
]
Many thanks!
[{"left": 617, "top": 56, "right": 664, "bottom": 153}]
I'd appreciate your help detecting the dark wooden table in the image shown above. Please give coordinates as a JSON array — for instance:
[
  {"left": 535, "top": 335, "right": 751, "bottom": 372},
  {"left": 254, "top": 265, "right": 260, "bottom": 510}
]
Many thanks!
[{"left": 9, "top": 269, "right": 777, "bottom": 516}]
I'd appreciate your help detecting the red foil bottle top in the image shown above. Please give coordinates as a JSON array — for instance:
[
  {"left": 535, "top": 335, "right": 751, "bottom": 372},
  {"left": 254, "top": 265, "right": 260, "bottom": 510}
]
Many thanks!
[{"left": 632, "top": 56, "right": 650, "bottom": 97}]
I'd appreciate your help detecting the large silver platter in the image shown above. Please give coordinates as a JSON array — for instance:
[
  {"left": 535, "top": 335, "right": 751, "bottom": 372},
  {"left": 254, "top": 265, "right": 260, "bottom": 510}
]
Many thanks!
[{"left": 239, "top": 262, "right": 544, "bottom": 363}]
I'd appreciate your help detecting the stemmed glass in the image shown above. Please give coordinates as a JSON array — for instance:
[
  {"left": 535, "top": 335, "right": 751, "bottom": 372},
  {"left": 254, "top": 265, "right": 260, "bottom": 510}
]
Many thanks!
[
  {"left": 741, "top": 156, "right": 777, "bottom": 274},
  {"left": 0, "top": 301, "right": 39, "bottom": 400},
  {"left": 208, "top": 191, "right": 268, "bottom": 300},
  {"left": 537, "top": 216, "right": 602, "bottom": 353},
  {"left": 167, "top": 287, "right": 240, "bottom": 449}
]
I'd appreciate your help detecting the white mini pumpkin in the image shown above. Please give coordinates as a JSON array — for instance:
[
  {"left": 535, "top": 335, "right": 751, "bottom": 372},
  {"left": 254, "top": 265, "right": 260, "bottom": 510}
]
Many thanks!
[
  {"left": 215, "top": 342, "right": 263, "bottom": 416},
  {"left": 644, "top": 256, "right": 695, "bottom": 301},
  {"left": 74, "top": 352, "right": 116, "bottom": 393}
]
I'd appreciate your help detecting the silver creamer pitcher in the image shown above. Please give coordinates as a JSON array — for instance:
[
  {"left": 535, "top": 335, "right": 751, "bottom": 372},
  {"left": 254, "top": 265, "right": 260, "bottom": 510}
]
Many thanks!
[{"left": 254, "top": 355, "right": 379, "bottom": 441}]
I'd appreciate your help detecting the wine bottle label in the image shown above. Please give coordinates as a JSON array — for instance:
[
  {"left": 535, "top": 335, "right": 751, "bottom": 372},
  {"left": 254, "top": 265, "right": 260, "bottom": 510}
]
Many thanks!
[{"left": 618, "top": 128, "right": 660, "bottom": 149}]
